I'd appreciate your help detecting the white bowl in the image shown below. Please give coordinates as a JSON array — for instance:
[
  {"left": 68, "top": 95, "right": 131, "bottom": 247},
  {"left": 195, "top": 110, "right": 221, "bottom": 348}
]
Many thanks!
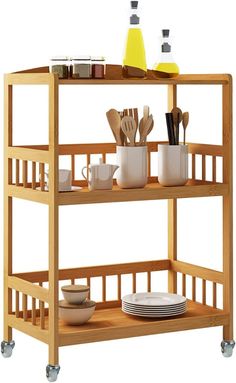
[
  {"left": 59, "top": 300, "right": 96, "bottom": 325},
  {"left": 61, "top": 284, "right": 89, "bottom": 304}
]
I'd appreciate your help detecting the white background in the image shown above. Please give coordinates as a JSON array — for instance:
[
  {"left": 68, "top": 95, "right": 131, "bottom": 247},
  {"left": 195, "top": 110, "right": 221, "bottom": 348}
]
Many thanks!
[{"left": 0, "top": 0, "right": 235, "bottom": 382}]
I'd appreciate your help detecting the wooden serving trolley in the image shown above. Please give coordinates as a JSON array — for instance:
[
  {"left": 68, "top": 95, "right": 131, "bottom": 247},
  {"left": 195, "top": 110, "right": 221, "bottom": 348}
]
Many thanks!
[{"left": 2, "top": 65, "right": 234, "bottom": 381}]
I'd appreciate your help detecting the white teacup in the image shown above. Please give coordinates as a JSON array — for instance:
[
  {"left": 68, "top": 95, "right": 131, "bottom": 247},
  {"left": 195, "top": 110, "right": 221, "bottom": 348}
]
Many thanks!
[{"left": 44, "top": 169, "right": 72, "bottom": 191}]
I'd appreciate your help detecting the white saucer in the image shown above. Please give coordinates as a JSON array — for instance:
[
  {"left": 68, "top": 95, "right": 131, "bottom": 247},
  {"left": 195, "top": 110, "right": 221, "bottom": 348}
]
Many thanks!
[{"left": 36, "top": 186, "right": 82, "bottom": 192}]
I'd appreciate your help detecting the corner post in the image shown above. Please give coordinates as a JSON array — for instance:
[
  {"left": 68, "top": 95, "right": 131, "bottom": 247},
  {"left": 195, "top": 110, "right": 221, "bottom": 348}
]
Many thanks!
[
  {"left": 222, "top": 76, "right": 233, "bottom": 341},
  {"left": 48, "top": 74, "right": 59, "bottom": 365},
  {"left": 167, "top": 85, "right": 177, "bottom": 293},
  {"left": 3, "top": 76, "right": 13, "bottom": 341}
]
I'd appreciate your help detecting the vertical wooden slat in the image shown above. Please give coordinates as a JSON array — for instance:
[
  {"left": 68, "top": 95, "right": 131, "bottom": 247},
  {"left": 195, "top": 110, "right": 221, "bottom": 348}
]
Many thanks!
[
  {"left": 32, "top": 161, "right": 36, "bottom": 189},
  {"left": 32, "top": 297, "right": 36, "bottom": 325},
  {"left": 86, "top": 154, "right": 91, "bottom": 182},
  {"left": 132, "top": 273, "right": 136, "bottom": 293},
  {"left": 192, "top": 154, "right": 196, "bottom": 180},
  {"left": 202, "top": 154, "right": 206, "bottom": 181},
  {"left": 222, "top": 77, "right": 233, "bottom": 341},
  {"left": 71, "top": 154, "right": 75, "bottom": 182},
  {"left": 213, "top": 282, "right": 217, "bottom": 308},
  {"left": 117, "top": 274, "right": 121, "bottom": 301},
  {"left": 22, "top": 160, "right": 28, "bottom": 188},
  {"left": 71, "top": 279, "right": 75, "bottom": 285},
  {"left": 4, "top": 78, "right": 13, "bottom": 341},
  {"left": 39, "top": 163, "right": 45, "bottom": 191},
  {"left": 168, "top": 84, "right": 178, "bottom": 294},
  {"left": 147, "top": 150, "right": 151, "bottom": 178},
  {"left": 147, "top": 271, "right": 151, "bottom": 292},
  {"left": 102, "top": 153, "right": 106, "bottom": 163},
  {"left": 182, "top": 274, "right": 186, "bottom": 296},
  {"left": 212, "top": 156, "right": 216, "bottom": 182},
  {"left": 202, "top": 279, "right": 206, "bottom": 305},
  {"left": 87, "top": 277, "right": 91, "bottom": 299},
  {"left": 15, "top": 291, "right": 19, "bottom": 318},
  {"left": 23, "top": 294, "right": 28, "bottom": 321},
  {"left": 16, "top": 159, "right": 20, "bottom": 186},
  {"left": 102, "top": 276, "right": 106, "bottom": 302},
  {"left": 192, "top": 276, "right": 196, "bottom": 302},
  {"left": 40, "top": 301, "right": 45, "bottom": 329}
]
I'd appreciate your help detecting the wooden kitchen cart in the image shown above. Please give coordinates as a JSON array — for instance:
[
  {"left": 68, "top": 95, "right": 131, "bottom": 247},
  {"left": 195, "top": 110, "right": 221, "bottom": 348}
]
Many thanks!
[{"left": 2, "top": 65, "right": 234, "bottom": 381}]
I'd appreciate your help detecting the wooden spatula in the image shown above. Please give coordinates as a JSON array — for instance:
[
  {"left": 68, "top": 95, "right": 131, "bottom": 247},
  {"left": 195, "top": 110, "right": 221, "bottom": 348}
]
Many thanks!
[
  {"left": 139, "top": 115, "right": 154, "bottom": 145},
  {"left": 106, "top": 109, "right": 123, "bottom": 146},
  {"left": 182, "top": 112, "right": 189, "bottom": 145},
  {"left": 121, "top": 116, "right": 137, "bottom": 146},
  {"left": 171, "top": 107, "right": 183, "bottom": 145}
]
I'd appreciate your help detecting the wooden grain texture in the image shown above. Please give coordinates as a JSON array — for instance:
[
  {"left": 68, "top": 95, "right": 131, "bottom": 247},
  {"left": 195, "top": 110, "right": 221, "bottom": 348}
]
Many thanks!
[
  {"left": 56, "top": 301, "right": 228, "bottom": 346},
  {"left": 192, "top": 276, "right": 196, "bottom": 302},
  {"left": 222, "top": 76, "right": 233, "bottom": 341},
  {"left": 171, "top": 260, "right": 224, "bottom": 284},
  {"left": 22, "top": 160, "right": 28, "bottom": 188},
  {"left": 15, "top": 291, "right": 20, "bottom": 318},
  {"left": 23, "top": 294, "right": 28, "bottom": 321},
  {"left": 32, "top": 297, "right": 36, "bottom": 325},
  {"left": 8, "top": 314, "right": 49, "bottom": 344},
  {"left": 39, "top": 163, "right": 45, "bottom": 191},
  {"left": 192, "top": 154, "right": 196, "bottom": 180},
  {"left": 212, "top": 156, "right": 217, "bottom": 182},
  {"left": 8, "top": 146, "right": 49, "bottom": 163},
  {"left": 168, "top": 85, "right": 177, "bottom": 293},
  {"left": 202, "top": 155, "right": 206, "bottom": 181},
  {"left": 8, "top": 185, "right": 50, "bottom": 204},
  {"left": 213, "top": 282, "right": 217, "bottom": 308},
  {"left": 202, "top": 279, "right": 206, "bottom": 305},
  {"left": 15, "top": 159, "right": 20, "bottom": 186},
  {"left": 8, "top": 276, "right": 49, "bottom": 302},
  {"left": 4, "top": 77, "right": 13, "bottom": 341},
  {"left": 32, "top": 162, "right": 36, "bottom": 189},
  {"left": 48, "top": 74, "right": 59, "bottom": 365},
  {"left": 182, "top": 274, "right": 186, "bottom": 296}
]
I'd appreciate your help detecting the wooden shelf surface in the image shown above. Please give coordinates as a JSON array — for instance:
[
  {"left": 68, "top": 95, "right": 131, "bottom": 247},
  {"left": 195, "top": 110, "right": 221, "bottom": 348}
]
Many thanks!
[{"left": 33, "top": 300, "right": 227, "bottom": 346}]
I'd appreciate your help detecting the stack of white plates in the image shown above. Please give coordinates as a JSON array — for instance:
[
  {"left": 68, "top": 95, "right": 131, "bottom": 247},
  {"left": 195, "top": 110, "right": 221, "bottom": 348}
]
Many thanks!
[{"left": 122, "top": 292, "right": 187, "bottom": 318}]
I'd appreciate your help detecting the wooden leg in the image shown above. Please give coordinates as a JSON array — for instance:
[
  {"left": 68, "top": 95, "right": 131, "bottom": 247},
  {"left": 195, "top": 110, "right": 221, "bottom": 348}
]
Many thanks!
[{"left": 167, "top": 84, "right": 177, "bottom": 293}]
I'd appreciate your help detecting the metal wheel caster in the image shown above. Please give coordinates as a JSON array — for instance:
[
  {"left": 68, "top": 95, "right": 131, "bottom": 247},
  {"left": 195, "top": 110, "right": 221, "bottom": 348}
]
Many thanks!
[
  {"left": 221, "top": 340, "right": 235, "bottom": 357},
  {"left": 1, "top": 340, "right": 15, "bottom": 358},
  {"left": 46, "top": 364, "right": 60, "bottom": 382}
]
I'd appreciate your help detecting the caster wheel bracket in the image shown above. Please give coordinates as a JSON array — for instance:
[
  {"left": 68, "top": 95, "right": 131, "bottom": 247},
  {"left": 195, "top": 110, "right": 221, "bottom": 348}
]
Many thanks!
[
  {"left": 46, "top": 364, "right": 60, "bottom": 382},
  {"left": 221, "top": 340, "right": 235, "bottom": 358}
]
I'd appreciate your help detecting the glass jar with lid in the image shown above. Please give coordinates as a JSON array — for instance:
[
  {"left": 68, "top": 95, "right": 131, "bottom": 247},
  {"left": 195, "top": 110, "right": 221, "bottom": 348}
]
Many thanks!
[
  {"left": 91, "top": 57, "right": 106, "bottom": 79},
  {"left": 71, "top": 56, "right": 91, "bottom": 79},
  {"left": 50, "top": 56, "right": 70, "bottom": 79}
]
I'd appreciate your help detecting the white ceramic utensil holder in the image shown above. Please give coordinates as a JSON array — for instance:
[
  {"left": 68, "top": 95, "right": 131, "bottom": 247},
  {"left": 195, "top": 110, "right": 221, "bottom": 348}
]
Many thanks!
[
  {"left": 158, "top": 144, "right": 188, "bottom": 186},
  {"left": 116, "top": 146, "right": 147, "bottom": 189}
]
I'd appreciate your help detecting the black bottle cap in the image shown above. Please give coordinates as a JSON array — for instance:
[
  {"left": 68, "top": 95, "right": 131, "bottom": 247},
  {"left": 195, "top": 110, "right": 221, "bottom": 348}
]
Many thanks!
[
  {"left": 162, "top": 29, "right": 170, "bottom": 38},
  {"left": 131, "top": 1, "right": 138, "bottom": 9}
]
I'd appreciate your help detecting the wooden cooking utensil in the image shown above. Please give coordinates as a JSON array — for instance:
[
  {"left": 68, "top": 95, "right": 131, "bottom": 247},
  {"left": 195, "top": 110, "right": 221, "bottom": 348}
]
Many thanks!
[
  {"left": 106, "top": 109, "right": 123, "bottom": 146},
  {"left": 121, "top": 116, "right": 137, "bottom": 146},
  {"left": 182, "top": 112, "right": 189, "bottom": 145},
  {"left": 143, "top": 105, "right": 149, "bottom": 125},
  {"left": 139, "top": 115, "right": 154, "bottom": 145},
  {"left": 171, "top": 107, "right": 183, "bottom": 145}
]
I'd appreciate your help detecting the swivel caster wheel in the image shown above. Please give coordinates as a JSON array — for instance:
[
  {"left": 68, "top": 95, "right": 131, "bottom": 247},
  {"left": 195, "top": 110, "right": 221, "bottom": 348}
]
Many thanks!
[
  {"left": 1, "top": 340, "right": 15, "bottom": 358},
  {"left": 46, "top": 364, "right": 60, "bottom": 382},
  {"left": 221, "top": 340, "right": 235, "bottom": 358}
]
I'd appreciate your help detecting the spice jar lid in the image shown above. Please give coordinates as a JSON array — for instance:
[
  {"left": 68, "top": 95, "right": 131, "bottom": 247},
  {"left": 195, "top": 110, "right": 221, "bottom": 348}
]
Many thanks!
[
  {"left": 61, "top": 284, "right": 90, "bottom": 293},
  {"left": 51, "top": 56, "right": 69, "bottom": 62},
  {"left": 59, "top": 299, "right": 96, "bottom": 309},
  {"left": 71, "top": 55, "right": 91, "bottom": 61},
  {"left": 91, "top": 56, "right": 105, "bottom": 62}
]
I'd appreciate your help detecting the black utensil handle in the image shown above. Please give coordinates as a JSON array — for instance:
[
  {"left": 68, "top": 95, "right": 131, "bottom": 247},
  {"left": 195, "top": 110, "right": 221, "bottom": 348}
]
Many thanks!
[{"left": 165, "top": 113, "right": 175, "bottom": 145}]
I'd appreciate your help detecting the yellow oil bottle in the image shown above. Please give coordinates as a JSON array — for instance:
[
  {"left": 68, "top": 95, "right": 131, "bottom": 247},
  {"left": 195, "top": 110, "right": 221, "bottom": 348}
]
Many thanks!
[
  {"left": 123, "top": 1, "right": 147, "bottom": 78},
  {"left": 153, "top": 29, "right": 179, "bottom": 77}
]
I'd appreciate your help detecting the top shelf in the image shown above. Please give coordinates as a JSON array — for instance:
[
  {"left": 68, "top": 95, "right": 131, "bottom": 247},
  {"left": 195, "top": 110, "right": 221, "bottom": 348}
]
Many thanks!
[{"left": 11, "top": 65, "right": 231, "bottom": 85}]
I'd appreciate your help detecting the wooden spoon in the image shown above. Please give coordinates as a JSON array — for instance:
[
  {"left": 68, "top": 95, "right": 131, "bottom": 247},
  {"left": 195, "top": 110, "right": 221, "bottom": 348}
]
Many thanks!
[
  {"left": 139, "top": 105, "right": 149, "bottom": 139},
  {"left": 171, "top": 107, "right": 183, "bottom": 145},
  {"left": 139, "top": 115, "right": 154, "bottom": 145},
  {"left": 182, "top": 112, "right": 189, "bottom": 145},
  {"left": 106, "top": 109, "right": 123, "bottom": 146},
  {"left": 121, "top": 116, "right": 137, "bottom": 146}
]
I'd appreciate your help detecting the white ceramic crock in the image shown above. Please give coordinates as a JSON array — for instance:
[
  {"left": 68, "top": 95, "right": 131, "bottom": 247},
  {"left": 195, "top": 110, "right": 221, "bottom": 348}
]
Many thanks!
[
  {"left": 158, "top": 144, "right": 188, "bottom": 186},
  {"left": 116, "top": 146, "right": 147, "bottom": 189}
]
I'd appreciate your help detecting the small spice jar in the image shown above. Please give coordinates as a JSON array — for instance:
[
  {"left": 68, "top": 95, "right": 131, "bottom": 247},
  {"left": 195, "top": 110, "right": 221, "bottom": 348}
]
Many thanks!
[
  {"left": 71, "top": 56, "right": 91, "bottom": 79},
  {"left": 91, "top": 56, "right": 106, "bottom": 79},
  {"left": 50, "top": 57, "right": 70, "bottom": 79}
]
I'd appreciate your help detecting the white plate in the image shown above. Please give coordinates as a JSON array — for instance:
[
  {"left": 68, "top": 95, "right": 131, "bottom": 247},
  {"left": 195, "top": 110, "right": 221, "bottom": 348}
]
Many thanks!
[
  {"left": 122, "top": 303, "right": 186, "bottom": 313},
  {"left": 122, "top": 301, "right": 187, "bottom": 310},
  {"left": 36, "top": 186, "right": 82, "bottom": 192},
  {"left": 122, "top": 292, "right": 186, "bottom": 307},
  {"left": 122, "top": 308, "right": 186, "bottom": 318}
]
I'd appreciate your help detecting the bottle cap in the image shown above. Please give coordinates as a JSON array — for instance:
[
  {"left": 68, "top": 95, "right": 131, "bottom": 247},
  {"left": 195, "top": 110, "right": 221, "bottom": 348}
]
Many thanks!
[
  {"left": 162, "top": 29, "right": 170, "bottom": 38},
  {"left": 131, "top": 1, "right": 138, "bottom": 9}
]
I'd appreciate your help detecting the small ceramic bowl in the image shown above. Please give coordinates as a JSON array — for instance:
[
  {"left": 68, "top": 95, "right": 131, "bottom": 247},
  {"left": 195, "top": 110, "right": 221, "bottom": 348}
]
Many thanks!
[
  {"left": 61, "top": 284, "right": 90, "bottom": 304},
  {"left": 59, "top": 300, "right": 96, "bottom": 325}
]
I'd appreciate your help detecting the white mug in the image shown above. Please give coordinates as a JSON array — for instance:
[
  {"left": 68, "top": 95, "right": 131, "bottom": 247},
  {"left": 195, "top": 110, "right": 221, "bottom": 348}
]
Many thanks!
[
  {"left": 158, "top": 144, "right": 188, "bottom": 186},
  {"left": 116, "top": 145, "right": 147, "bottom": 189},
  {"left": 44, "top": 169, "right": 72, "bottom": 191}
]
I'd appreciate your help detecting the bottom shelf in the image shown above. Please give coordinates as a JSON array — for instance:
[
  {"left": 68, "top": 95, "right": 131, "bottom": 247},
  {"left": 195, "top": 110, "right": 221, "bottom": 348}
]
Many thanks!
[{"left": 53, "top": 301, "right": 228, "bottom": 346}]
